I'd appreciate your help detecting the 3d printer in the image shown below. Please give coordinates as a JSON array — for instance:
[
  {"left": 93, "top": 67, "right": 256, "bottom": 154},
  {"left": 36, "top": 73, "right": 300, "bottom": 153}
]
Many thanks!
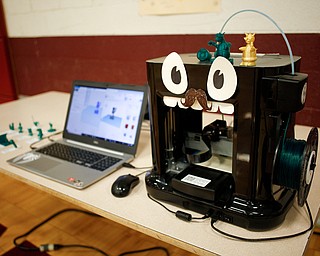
[{"left": 145, "top": 16, "right": 318, "bottom": 230}]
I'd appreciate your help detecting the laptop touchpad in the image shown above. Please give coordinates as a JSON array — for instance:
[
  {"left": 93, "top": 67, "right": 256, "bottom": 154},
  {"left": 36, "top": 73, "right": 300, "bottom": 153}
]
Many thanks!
[{"left": 23, "top": 157, "right": 61, "bottom": 172}]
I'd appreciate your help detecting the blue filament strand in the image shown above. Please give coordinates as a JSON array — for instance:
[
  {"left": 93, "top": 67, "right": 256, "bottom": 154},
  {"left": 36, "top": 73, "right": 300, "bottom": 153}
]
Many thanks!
[{"left": 220, "top": 9, "right": 295, "bottom": 75}]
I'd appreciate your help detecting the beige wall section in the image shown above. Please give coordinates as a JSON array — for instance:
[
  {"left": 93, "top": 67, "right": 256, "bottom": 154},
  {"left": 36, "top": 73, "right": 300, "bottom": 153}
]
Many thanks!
[{"left": 3, "top": 0, "right": 320, "bottom": 37}]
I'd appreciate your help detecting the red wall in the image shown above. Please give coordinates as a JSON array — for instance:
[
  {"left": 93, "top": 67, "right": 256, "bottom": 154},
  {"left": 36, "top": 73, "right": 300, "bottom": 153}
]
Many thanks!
[
  {"left": 8, "top": 34, "right": 320, "bottom": 127},
  {"left": 0, "top": 0, "right": 17, "bottom": 103}
]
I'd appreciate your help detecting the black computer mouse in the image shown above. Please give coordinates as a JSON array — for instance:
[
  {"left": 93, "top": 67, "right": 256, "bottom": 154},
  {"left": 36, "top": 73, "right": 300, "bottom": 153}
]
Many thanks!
[{"left": 111, "top": 174, "right": 140, "bottom": 197}]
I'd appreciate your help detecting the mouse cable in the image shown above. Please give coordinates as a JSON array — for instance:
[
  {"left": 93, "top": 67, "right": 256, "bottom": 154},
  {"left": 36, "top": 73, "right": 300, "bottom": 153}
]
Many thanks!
[
  {"left": 122, "top": 162, "right": 152, "bottom": 170},
  {"left": 13, "top": 208, "right": 170, "bottom": 256},
  {"left": 29, "top": 130, "right": 62, "bottom": 149},
  {"left": 121, "top": 163, "right": 153, "bottom": 177},
  {"left": 147, "top": 193, "right": 210, "bottom": 222},
  {"left": 122, "top": 163, "right": 153, "bottom": 178},
  {"left": 210, "top": 200, "right": 314, "bottom": 242}
]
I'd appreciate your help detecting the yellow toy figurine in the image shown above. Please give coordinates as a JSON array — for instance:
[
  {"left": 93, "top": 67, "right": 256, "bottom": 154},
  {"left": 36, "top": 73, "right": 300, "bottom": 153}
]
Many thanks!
[{"left": 239, "top": 33, "right": 257, "bottom": 66}]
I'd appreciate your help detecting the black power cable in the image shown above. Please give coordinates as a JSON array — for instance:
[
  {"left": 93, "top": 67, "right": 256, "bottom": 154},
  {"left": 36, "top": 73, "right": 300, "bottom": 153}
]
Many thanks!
[
  {"left": 210, "top": 201, "right": 314, "bottom": 242},
  {"left": 13, "top": 208, "right": 170, "bottom": 256},
  {"left": 118, "top": 247, "right": 169, "bottom": 256},
  {"left": 39, "top": 243, "right": 110, "bottom": 255},
  {"left": 147, "top": 193, "right": 210, "bottom": 222},
  {"left": 147, "top": 193, "right": 315, "bottom": 242},
  {"left": 13, "top": 208, "right": 99, "bottom": 252}
]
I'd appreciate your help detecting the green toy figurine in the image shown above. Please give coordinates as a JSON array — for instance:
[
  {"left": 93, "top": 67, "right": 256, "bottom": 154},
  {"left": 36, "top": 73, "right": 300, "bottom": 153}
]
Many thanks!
[
  {"left": 18, "top": 122, "right": 23, "bottom": 133},
  {"left": 0, "top": 134, "right": 17, "bottom": 148},
  {"left": 47, "top": 122, "right": 56, "bottom": 132},
  {"left": 37, "top": 128, "right": 43, "bottom": 140},
  {"left": 197, "top": 32, "right": 233, "bottom": 64}
]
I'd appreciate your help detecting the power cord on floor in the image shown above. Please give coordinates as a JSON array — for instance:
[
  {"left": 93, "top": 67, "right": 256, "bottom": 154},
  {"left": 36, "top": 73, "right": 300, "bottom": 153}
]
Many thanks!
[
  {"left": 13, "top": 208, "right": 170, "bottom": 256},
  {"left": 118, "top": 247, "right": 169, "bottom": 256}
]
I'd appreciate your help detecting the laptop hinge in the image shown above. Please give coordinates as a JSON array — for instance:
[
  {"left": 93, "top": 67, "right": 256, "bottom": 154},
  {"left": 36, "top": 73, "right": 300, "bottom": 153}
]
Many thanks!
[{"left": 65, "top": 139, "right": 125, "bottom": 156}]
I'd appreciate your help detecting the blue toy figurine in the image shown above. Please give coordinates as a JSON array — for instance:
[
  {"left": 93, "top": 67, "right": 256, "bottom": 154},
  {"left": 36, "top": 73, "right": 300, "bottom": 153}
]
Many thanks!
[
  {"left": 197, "top": 32, "right": 233, "bottom": 64},
  {"left": 208, "top": 32, "right": 233, "bottom": 63},
  {"left": 197, "top": 48, "right": 212, "bottom": 62}
]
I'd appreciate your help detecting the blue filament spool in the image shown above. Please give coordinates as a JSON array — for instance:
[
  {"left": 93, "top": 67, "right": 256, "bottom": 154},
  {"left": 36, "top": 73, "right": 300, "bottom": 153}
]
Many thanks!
[
  {"left": 274, "top": 128, "right": 318, "bottom": 206},
  {"left": 277, "top": 138, "right": 306, "bottom": 190}
]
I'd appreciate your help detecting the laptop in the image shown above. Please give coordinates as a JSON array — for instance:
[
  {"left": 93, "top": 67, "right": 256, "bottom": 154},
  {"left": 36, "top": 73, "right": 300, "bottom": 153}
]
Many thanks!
[{"left": 8, "top": 80, "right": 148, "bottom": 189}]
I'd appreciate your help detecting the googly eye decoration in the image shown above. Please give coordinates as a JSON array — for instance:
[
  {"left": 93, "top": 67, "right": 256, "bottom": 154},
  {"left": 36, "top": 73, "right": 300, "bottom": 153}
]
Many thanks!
[
  {"left": 161, "top": 52, "right": 188, "bottom": 95},
  {"left": 207, "top": 57, "right": 237, "bottom": 101}
]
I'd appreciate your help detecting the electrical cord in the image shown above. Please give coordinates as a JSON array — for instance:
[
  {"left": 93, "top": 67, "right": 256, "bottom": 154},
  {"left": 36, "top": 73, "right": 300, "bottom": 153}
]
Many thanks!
[
  {"left": 13, "top": 208, "right": 170, "bottom": 256},
  {"left": 210, "top": 200, "right": 314, "bottom": 242},
  {"left": 122, "top": 162, "right": 152, "bottom": 177},
  {"left": 147, "top": 193, "right": 210, "bottom": 222},
  {"left": 39, "top": 243, "right": 110, "bottom": 255},
  {"left": 29, "top": 130, "right": 62, "bottom": 149},
  {"left": 118, "top": 246, "right": 169, "bottom": 256},
  {"left": 148, "top": 192, "right": 314, "bottom": 241},
  {"left": 13, "top": 208, "right": 100, "bottom": 252},
  {"left": 122, "top": 162, "right": 152, "bottom": 170}
]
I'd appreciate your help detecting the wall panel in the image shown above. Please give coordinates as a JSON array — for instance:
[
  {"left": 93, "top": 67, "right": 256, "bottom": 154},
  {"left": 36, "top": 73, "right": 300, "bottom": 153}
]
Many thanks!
[{"left": 9, "top": 34, "right": 320, "bottom": 126}]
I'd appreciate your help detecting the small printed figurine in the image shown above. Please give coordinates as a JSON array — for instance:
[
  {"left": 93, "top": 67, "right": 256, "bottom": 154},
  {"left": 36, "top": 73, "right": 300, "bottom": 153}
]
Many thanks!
[
  {"left": 28, "top": 128, "right": 33, "bottom": 136},
  {"left": 18, "top": 122, "right": 23, "bottom": 133},
  {"left": 0, "top": 133, "right": 11, "bottom": 146},
  {"left": 239, "top": 33, "right": 257, "bottom": 66},
  {"left": 0, "top": 133, "right": 17, "bottom": 148},
  {"left": 197, "top": 32, "right": 233, "bottom": 64},
  {"left": 47, "top": 123, "right": 56, "bottom": 132},
  {"left": 9, "top": 123, "right": 14, "bottom": 130},
  {"left": 37, "top": 128, "right": 43, "bottom": 140},
  {"left": 208, "top": 32, "right": 233, "bottom": 63},
  {"left": 197, "top": 48, "right": 212, "bottom": 62}
]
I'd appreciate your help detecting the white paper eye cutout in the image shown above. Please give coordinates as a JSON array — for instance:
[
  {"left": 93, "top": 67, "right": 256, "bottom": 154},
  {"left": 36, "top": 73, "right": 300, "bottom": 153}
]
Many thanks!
[
  {"left": 161, "top": 52, "right": 188, "bottom": 95},
  {"left": 207, "top": 57, "right": 237, "bottom": 101}
]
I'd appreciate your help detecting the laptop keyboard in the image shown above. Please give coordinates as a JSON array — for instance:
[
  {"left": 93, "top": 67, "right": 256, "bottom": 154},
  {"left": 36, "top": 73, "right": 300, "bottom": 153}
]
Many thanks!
[{"left": 36, "top": 143, "right": 121, "bottom": 171}]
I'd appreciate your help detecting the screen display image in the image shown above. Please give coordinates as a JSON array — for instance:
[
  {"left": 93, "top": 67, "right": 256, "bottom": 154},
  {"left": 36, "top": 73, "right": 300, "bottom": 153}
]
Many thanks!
[{"left": 66, "top": 86, "right": 144, "bottom": 146}]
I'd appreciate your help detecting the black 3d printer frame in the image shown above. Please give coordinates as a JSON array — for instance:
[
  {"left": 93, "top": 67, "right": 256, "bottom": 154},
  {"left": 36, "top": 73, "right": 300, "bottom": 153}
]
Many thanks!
[{"left": 145, "top": 53, "right": 308, "bottom": 231}]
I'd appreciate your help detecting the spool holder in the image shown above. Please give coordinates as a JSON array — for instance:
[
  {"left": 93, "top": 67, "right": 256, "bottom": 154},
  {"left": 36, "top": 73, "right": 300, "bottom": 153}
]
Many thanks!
[
  {"left": 299, "top": 127, "right": 318, "bottom": 206},
  {"left": 273, "top": 127, "right": 318, "bottom": 206}
]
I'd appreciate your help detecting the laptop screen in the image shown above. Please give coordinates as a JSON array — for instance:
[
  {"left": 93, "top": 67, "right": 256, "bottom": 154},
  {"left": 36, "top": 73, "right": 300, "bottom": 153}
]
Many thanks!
[{"left": 63, "top": 81, "right": 148, "bottom": 155}]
